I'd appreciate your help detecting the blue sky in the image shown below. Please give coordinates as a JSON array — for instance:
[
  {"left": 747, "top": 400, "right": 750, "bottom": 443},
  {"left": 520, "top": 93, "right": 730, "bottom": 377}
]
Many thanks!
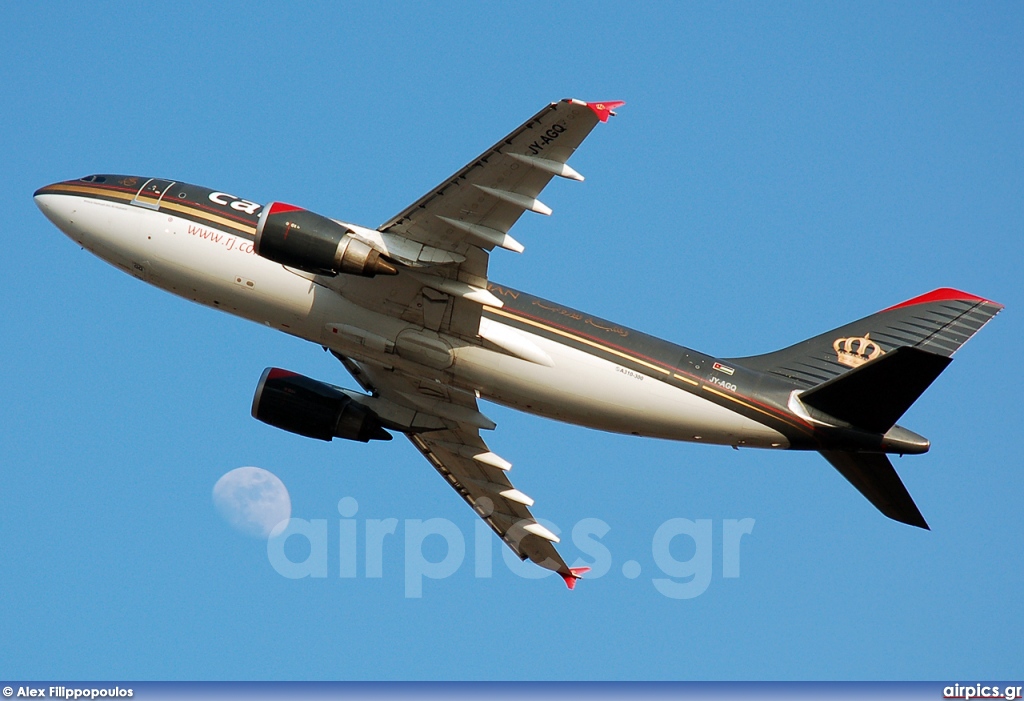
[{"left": 1, "top": 1, "right": 1021, "bottom": 681}]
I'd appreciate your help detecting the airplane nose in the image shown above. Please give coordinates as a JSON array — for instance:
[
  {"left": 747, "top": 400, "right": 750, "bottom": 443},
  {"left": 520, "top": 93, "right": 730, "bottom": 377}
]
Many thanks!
[
  {"left": 34, "top": 181, "right": 65, "bottom": 205},
  {"left": 33, "top": 184, "right": 79, "bottom": 239},
  {"left": 33, "top": 184, "right": 51, "bottom": 209},
  {"left": 34, "top": 186, "right": 61, "bottom": 218}
]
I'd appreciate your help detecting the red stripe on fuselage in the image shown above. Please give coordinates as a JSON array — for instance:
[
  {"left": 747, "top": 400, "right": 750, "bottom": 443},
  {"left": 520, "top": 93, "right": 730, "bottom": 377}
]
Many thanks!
[
  {"left": 498, "top": 306, "right": 813, "bottom": 435},
  {"left": 44, "top": 180, "right": 261, "bottom": 230}
]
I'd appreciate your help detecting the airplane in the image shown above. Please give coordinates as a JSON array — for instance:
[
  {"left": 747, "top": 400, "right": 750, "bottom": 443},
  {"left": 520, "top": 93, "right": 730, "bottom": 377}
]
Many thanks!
[{"left": 34, "top": 98, "right": 1003, "bottom": 589}]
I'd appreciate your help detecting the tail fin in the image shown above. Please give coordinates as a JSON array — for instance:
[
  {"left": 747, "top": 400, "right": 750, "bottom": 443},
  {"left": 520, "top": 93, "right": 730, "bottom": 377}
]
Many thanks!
[
  {"left": 733, "top": 288, "right": 1003, "bottom": 530},
  {"left": 728, "top": 288, "right": 1003, "bottom": 389},
  {"left": 819, "top": 451, "right": 929, "bottom": 529},
  {"left": 800, "top": 346, "right": 951, "bottom": 433}
]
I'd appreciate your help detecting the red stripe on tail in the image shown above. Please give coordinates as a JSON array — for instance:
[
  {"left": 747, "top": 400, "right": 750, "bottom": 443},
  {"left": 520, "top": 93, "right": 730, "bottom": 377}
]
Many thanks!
[{"left": 883, "top": 288, "right": 1000, "bottom": 312}]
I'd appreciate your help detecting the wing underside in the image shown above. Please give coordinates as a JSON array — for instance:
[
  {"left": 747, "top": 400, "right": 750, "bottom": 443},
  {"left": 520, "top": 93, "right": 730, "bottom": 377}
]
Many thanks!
[{"left": 334, "top": 353, "right": 578, "bottom": 581}]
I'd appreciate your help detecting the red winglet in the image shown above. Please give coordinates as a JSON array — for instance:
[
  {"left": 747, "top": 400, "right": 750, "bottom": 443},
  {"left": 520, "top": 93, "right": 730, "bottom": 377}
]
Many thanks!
[
  {"left": 561, "top": 566, "right": 591, "bottom": 590},
  {"left": 883, "top": 287, "right": 1001, "bottom": 312},
  {"left": 585, "top": 101, "right": 626, "bottom": 123}
]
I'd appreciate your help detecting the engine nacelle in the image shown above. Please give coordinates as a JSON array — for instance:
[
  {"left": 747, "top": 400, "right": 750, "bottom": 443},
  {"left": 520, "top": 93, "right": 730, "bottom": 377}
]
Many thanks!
[
  {"left": 251, "top": 368, "right": 392, "bottom": 443},
  {"left": 254, "top": 202, "right": 397, "bottom": 277}
]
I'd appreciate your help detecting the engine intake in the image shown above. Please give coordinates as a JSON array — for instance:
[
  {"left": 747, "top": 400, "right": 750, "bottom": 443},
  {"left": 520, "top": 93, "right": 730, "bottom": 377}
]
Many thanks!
[
  {"left": 251, "top": 368, "right": 392, "bottom": 442},
  {"left": 254, "top": 202, "right": 397, "bottom": 277}
]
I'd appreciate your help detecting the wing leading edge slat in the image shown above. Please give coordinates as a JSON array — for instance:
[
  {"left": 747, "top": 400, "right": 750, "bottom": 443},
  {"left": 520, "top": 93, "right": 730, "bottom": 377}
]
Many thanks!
[{"left": 379, "top": 99, "right": 619, "bottom": 271}]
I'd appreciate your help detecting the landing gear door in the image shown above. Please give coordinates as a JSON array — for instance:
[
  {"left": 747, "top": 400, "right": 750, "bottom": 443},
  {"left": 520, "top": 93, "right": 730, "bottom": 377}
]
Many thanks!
[{"left": 131, "top": 178, "right": 176, "bottom": 210}]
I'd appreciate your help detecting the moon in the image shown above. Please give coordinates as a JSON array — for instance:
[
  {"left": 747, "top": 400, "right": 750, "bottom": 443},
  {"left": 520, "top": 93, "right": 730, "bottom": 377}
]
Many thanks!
[{"left": 212, "top": 466, "right": 292, "bottom": 538}]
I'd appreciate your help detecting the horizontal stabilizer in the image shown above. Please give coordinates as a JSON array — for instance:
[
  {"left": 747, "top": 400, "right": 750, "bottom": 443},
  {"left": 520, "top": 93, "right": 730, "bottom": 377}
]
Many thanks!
[
  {"left": 820, "top": 450, "right": 929, "bottom": 529},
  {"left": 800, "top": 346, "right": 951, "bottom": 433}
]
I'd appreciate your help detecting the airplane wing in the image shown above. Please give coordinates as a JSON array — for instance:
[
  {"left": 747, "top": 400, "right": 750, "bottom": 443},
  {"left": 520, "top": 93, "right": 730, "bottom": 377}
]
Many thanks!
[
  {"left": 318, "top": 99, "right": 622, "bottom": 349},
  {"left": 378, "top": 98, "right": 624, "bottom": 285},
  {"left": 334, "top": 353, "right": 589, "bottom": 588},
  {"left": 326, "top": 99, "right": 621, "bottom": 587}
]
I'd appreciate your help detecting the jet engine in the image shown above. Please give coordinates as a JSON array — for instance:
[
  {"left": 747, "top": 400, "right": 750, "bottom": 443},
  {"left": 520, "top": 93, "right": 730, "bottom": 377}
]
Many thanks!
[
  {"left": 251, "top": 367, "right": 392, "bottom": 442},
  {"left": 254, "top": 202, "right": 397, "bottom": 277}
]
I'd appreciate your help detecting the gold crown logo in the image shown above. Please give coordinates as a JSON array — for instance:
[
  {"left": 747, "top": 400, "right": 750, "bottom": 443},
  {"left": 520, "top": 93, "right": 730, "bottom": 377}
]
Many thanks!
[{"left": 833, "top": 333, "right": 884, "bottom": 368}]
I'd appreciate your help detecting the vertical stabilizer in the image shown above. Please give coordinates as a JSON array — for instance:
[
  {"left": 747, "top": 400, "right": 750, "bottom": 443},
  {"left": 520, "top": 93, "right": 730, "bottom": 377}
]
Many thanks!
[{"left": 729, "top": 288, "right": 1003, "bottom": 389}]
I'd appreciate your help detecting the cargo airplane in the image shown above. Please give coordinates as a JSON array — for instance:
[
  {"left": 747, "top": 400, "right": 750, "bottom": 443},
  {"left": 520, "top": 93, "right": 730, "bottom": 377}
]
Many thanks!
[{"left": 34, "top": 99, "right": 1002, "bottom": 588}]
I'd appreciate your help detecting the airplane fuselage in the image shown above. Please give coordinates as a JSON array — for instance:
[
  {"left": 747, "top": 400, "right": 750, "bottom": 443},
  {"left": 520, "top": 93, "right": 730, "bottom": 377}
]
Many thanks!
[{"left": 33, "top": 175, "right": 926, "bottom": 457}]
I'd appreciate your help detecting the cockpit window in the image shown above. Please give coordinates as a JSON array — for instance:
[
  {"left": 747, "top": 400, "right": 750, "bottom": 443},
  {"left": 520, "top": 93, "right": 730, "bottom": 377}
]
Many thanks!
[{"left": 79, "top": 175, "right": 106, "bottom": 183}]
